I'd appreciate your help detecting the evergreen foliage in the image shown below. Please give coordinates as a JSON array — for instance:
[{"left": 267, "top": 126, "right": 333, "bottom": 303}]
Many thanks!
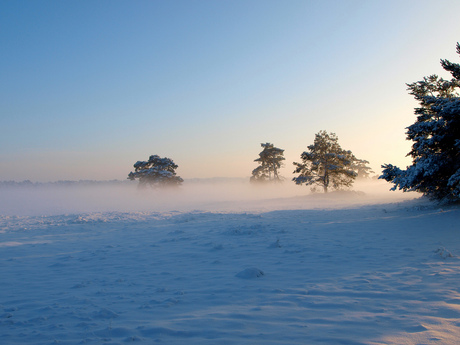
[
  {"left": 128, "top": 155, "right": 183, "bottom": 188},
  {"left": 380, "top": 43, "right": 460, "bottom": 202},
  {"left": 250, "top": 143, "right": 285, "bottom": 183},
  {"left": 351, "top": 158, "right": 374, "bottom": 179},
  {"left": 293, "top": 131, "right": 356, "bottom": 192}
]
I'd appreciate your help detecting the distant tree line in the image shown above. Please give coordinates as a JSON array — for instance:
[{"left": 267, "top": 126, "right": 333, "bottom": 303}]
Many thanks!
[{"left": 0, "top": 180, "right": 131, "bottom": 189}]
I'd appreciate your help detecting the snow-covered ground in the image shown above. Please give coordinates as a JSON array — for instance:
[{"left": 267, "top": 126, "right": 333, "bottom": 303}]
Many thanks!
[{"left": 1, "top": 180, "right": 459, "bottom": 344}]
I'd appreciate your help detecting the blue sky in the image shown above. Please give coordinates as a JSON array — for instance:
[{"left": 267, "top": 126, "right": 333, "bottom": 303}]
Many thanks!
[{"left": 1, "top": 0, "right": 460, "bottom": 181}]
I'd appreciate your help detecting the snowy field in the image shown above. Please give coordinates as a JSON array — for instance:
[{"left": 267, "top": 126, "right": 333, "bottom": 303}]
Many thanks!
[{"left": 1, "top": 181, "right": 460, "bottom": 344}]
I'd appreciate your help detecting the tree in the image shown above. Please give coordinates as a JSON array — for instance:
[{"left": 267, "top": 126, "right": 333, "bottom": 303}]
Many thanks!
[
  {"left": 380, "top": 43, "right": 460, "bottom": 202},
  {"left": 351, "top": 158, "right": 374, "bottom": 179},
  {"left": 128, "top": 155, "right": 183, "bottom": 188},
  {"left": 250, "top": 143, "right": 285, "bottom": 183},
  {"left": 293, "top": 131, "right": 356, "bottom": 192}
]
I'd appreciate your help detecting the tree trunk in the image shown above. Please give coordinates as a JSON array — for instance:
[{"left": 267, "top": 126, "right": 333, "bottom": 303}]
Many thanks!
[
  {"left": 323, "top": 172, "right": 329, "bottom": 193},
  {"left": 273, "top": 162, "right": 278, "bottom": 181}
]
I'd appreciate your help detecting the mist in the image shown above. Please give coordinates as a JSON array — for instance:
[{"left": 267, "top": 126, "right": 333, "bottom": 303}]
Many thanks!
[{"left": 0, "top": 179, "right": 417, "bottom": 217}]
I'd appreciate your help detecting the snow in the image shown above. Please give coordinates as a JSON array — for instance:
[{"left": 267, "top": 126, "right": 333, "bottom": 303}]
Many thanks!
[{"left": 1, "top": 180, "right": 460, "bottom": 344}]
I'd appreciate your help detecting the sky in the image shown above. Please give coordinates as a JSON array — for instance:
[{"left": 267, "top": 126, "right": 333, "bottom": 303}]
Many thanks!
[{"left": 1, "top": 0, "right": 460, "bottom": 182}]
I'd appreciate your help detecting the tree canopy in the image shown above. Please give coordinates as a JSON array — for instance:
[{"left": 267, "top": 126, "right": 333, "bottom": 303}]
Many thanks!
[
  {"left": 250, "top": 143, "right": 285, "bottom": 183},
  {"left": 128, "top": 155, "right": 183, "bottom": 188},
  {"left": 380, "top": 43, "right": 460, "bottom": 202},
  {"left": 293, "top": 131, "right": 356, "bottom": 192},
  {"left": 351, "top": 158, "right": 374, "bottom": 179}
]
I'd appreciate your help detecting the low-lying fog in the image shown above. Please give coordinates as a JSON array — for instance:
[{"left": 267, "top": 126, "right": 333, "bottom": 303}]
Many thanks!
[{"left": 0, "top": 179, "right": 417, "bottom": 216}]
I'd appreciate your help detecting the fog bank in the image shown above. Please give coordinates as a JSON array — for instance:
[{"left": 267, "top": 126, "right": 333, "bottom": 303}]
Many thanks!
[
  {"left": 0, "top": 180, "right": 420, "bottom": 216},
  {"left": 0, "top": 179, "right": 417, "bottom": 216}
]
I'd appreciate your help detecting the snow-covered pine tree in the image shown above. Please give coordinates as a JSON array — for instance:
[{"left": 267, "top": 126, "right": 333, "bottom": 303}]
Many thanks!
[
  {"left": 380, "top": 43, "right": 460, "bottom": 202},
  {"left": 128, "top": 155, "right": 184, "bottom": 188},
  {"left": 250, "top": 143, "right": 285, "bottom": 183},
  {"left": 293, "top": 131, "right": 356, "bottom": 192}
]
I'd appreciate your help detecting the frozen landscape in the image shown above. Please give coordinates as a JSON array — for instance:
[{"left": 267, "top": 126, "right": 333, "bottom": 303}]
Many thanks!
[{"left": 1, "top": 180, "right": 459, "bottom": 344}]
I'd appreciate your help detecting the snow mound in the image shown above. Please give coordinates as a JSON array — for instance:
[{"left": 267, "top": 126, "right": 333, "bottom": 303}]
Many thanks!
[
  {"left": 236, "top": 267, "right": 265, "bottom": 279},
  {"left": 93, "top": 308, "right": 119, "bottom": 319},
  {"left": 434, "top": 246, "right": 455, "bottom": 259},
  {"left": 268, "top": 239, "right": 282, "bottom": 248}
]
